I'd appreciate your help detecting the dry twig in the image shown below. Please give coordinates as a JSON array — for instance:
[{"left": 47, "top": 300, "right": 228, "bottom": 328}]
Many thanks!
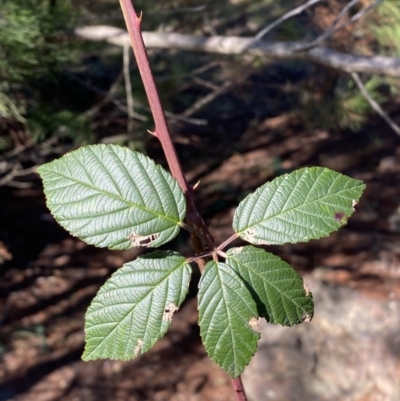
[
  {"left": 123, "top": 43, "right": 135, "bottom": 137},
  {"left": 84, "top": 70, "right": 125, "bottom": 118},
  {"left": 297, "top": 0, "right": 384, "bottom": 51},
  {"left": 182, "top": 79, "right": 234, "bottom": 118},
  {"left": 255, "top": 0, "right": 323, "bottom": 40},
  {"left": 350, "top": 72, "right": 400, "bottom": 137}
]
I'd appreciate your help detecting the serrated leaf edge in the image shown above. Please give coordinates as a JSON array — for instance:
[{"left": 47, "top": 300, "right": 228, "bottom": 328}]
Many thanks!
[
  {"left": 234, "top": 167, "right": 365, "bottom": 244},
  {"left": 198, "top": 261, "right": 260, "bottom": 377},
  {"left": 226, "top": 247, "right": 314, "bottom": 325},
  {"left": 83, "top": 252, "right": 191, "bottom": 361}
]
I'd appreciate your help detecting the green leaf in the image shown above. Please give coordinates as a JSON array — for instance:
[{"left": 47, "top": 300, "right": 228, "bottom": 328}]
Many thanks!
[
  {"left": 233, "top": 167, "right": 365, "bottom": 245},
  {"left": 226, "top": 246, "right": 313, "bottom": 326},
  {"left": 198, "top": 261, "right": 260, "bottom": 378},
  {"left": 82, "top": 251, "right": 191, "bottom": 361},
  {"left": 37, "top": 144, "right": 186, "bottom": 250}
]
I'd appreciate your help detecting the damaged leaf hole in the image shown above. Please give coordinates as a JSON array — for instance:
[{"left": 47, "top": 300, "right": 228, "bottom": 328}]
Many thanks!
[
  {"left": 134, "top": 339, "right": 143, "bottom": 357},
  {"left": 303, "top": 282, "right": 310, "bottom": 296},
  {"left": 243, "top": 228, "right": 270, "bottom": 246},
  {"left": 302, "top": 313, "right": 313, "bottom": 323},
  {"left": 163, "top": 303, "right": 179, "bottom": 322},
  {"left": 334, "top": 212, "right": 347, "bottom": 224},
  {"left": 248, "top": 317, "right": 260, "bottom": 332},
  {"left": 128, "top": 232, "right": 159, "bottom": 247},
  {"left": 243, "top": 228, "right": 256, "bottom": 243}
]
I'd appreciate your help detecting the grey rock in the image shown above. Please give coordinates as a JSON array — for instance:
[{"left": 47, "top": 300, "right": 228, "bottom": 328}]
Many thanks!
[{"left": 242, "top": 273, "right": 400, "bottom": 401}]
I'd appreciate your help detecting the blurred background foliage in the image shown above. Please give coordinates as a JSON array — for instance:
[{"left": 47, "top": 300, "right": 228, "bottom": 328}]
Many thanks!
[
  {"left": 0, "top": 0, "right": 400, "bottom": 156},
  {"left": 0, "top": 0, "right": 86, "bottom": 147}
]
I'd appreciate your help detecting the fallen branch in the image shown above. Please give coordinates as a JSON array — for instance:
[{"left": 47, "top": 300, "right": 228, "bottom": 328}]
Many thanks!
[{"left": 74, "top": 25, "right": 400, "bottom": 77}]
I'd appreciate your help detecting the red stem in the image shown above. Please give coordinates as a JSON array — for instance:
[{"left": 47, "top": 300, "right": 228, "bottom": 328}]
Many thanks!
[
  {"left": 119, "top": 0, "right": 214, "bottom": 262},
  {"left": 217, "top": 233, "right": 239, "bottom": 252},
  {"left": 118, "top": 4, "right": 186, "bottom": 189},
  {"left": 232, "top": 376, "right": 248, "bottom": 401},
  {"left": 118, "top": 1, "right": 246, "bottom": 400}
]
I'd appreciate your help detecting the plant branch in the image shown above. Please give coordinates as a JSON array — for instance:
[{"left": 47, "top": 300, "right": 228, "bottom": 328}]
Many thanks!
[
  {"left": 123, "top": 43, "right": 135, "bottom": 138},
  {"left": 350, "top": 72, "right": 400, "bottom": 137},
  {"left": 118, "top": 0, "right": 214, "bottom": 270},
  {"left": 186, "top": 250, "right": 214, "bottom": 264},
  {"left": 255, "top": 0, "right": 323, "bottom": 40},
  {"left": 182, "top": 79, "right": 234, "bottom": 117},
  {"left": 232, "top": 375, "right": 248, "bottom": 401},
  {"left": 74, "top": 25, "right": 400, "bottom": 77},
  {"left": 118, "top": 2, "right": 185, "bottom": 187},
  {"left": 118, "top": 2, "right": 250, "bottom": 399},
  {"left": 297, "top": 0, "right": 383, "bottom": 51},
  {"left": 69, "top": 67, "right": 147, "bottom": 121},
  {"left": 217, "top": 233, "right": 240, "bottom": 252}
]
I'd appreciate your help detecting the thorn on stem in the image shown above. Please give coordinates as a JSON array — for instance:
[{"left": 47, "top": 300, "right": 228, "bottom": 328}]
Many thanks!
[
  {"left": 147, "top": 129, "right": 159, "bottom": 138},
  {"left": 193, "top": 180, "right": 201, "bottom": 190}
]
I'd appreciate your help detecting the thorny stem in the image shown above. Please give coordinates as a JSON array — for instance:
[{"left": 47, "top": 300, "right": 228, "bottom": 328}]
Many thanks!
[
  {"left": 118, "top": 1, "right": 249, "bottom": 399},
  {"left": 119, "top": 0, "right": 214, "bottom": 273}
]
